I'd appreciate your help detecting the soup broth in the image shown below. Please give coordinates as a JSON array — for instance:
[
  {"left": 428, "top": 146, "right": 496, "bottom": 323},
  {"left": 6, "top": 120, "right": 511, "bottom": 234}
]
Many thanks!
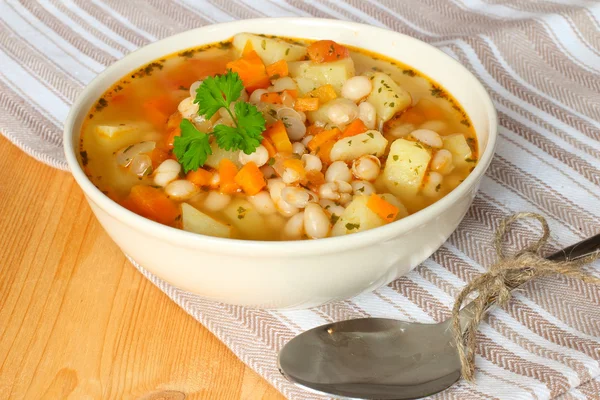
[{"left": 80, "top": 34, "right": 478, "bottom": 241}]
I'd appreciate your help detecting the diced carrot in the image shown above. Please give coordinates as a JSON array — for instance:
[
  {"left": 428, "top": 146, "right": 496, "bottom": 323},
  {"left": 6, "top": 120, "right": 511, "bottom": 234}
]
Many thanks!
[
  {"left": 339, "top": 118, "right": 368, "bottom": 139},
  {"left": 283, "top": 159, "right": 306, "bottom": 181},
  {"left": 263, "top": 120, "right": 292, "bottom": 153},
  {"left": 235, "top": 162, "right": 266, "bottom": 195},
  {"left": 294, "top": 97, "right": 319, "bottom": 112},
  {"left": 123, "top": 185, "right": 180, "bottom": 226},
  {"left": 218, "top": 159, "right": 240, "bottom": 194},
  {"left": 261, "top": 138, "right": 277, "bottom": 157},
  {"left": 226, "top": 50, "right": 270, "bottom": 93},
  {"left": 306, "top": 170, "right": 325, "bottom": 191},
  {"left": 143, "top": 94, "right": 178, "bottom": 129},
  {"left": 307, "top": 124, "right": 325, "bottom": 137},
  {"left": 307, "top": 128, "right": 340, "bottom": 152},
  {"left": 186, "top": 168, "right": 213, "bottom": 187},
  {"left": 266, "top": 59, "right": 289, "bottom": 79},
  {"left": 242, "top": 40, "right": 254, "bottom": 57},
  {"left": 315, "top": 140, "right": 335, "bottom": 165},
  {"left": 165, "top": 112, "right": 183, "bottom": 150},
  {"left": 260, "top": 92, "right": 283, "bottom": 104},
  {"left": 150, "top": 147, "right": 171, "bottom": 169},
  {"left": 367, "top": 194, "right": 399, "bottom": 223},
  {"left": 307, "top": 40, "right": 350, "bottom": 63},
  {"left": 307, "top": 84, "right": 337, "bottom": 103},
  {"left": 399, "top": 107, "right": 425, "bottom": 125},
  {"left": 283, "top": 89, "right": 298, "bottom": 99}
]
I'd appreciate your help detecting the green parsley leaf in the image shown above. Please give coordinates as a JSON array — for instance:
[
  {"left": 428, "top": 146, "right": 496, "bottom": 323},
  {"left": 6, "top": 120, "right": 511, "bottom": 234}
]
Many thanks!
[
  {"left": 195, "top": 71, "right": 244, "bottom": 119},
  {"left": 173, "top": 119, "right": 212, "bottom": 173},
  {"left": 213, "top": 101, "right": 265, "bottom": 154}
]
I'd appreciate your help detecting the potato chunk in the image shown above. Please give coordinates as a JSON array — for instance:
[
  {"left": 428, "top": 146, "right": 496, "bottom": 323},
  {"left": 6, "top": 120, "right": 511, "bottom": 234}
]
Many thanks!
[
  {"left": 95, "top": 122, "right": 151, "bottom": 138},
  {"left": 442, "top": 134, "right": 473, "bottom": 168},
  {"left": 181, "top": 203, "right": 232, "bottom": 238},
  {"left": 288, "top": 58, "right": 355, "bottom": 95},
  {"left": 222, "top": 199, "right": 269, "bottom": 239},
  {"left": 204, "top": 141, "right": 242, "bottom": 169},
  {"left": 331, "top": 195, "right": 385, "bottom": 236},
  {"left": 232, "top": 33, "right": 307, "bottom": 65},
  {"left": 330, "top": 130, "right": 387, "bottom": 162},
  {"left": 383, "top": 138, "right": 432, "bottom": 199},
  {"left": 367, "top": 72, "right": 411, "bottom": 122}
]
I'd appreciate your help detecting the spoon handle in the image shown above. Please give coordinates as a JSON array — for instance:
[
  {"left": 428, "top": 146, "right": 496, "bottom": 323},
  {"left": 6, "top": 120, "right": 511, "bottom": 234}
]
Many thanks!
[{"left": 459, "top": 233, "right": 600, "bottom": 328}]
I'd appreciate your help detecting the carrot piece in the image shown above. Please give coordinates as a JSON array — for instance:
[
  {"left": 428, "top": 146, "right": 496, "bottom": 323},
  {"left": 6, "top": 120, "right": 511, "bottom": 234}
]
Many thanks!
[
  {"left": 307, "top": 40, "right": 350, "bottom": 63},
  {"left": 260, "top": 92, "right": 283, "bottom": 104},
  {"left": 399, "top": 107, "right": 425, "bottom": 125},
  {"left": 367, "top": 194, "right": 399, "bottom": 223},
  {"left": 339, "top": 118, "right": 368, "bottom": 139},
  {"left": 283, "top": 89, "right": 298, "bottom": 99},
  {"left": 294, "top": 97, "right": 319, "bottom": 112},
  {"left": 226, "top": 50, "right": 270, "bottom": 93},
  {"left": 186, "top": 168, "right": 213, "bottom": 187},
  {"left": 164, "top": 112, "right": 183, "bottom": 150},
  {"left": 306, "top": 170, "right": 325, "bottom": 191},
  {"left": 235, "top": 162, "right": 266, "bottom": 195},
  {"left": 307, "top": 128, "right": 340, "bottom": 152},
  {"left": 316, "top": 140, "right": 335, "bottom": 165},
  {"left": 263, "top": 120, "right": 292, "bottom": 153},
  {"left": 261, "top": 138, "right": 277, "bottom": 157},
  {"left": 307, "top": 84, "right": 338, "bottom": 103},
  {"left": 123, "top": 185, "right": 180, "bottom": 225},
  {"left": 307, "top": 124, "right": 324, "bottom": 137},
  {"left": 143, "top": 94, "right": 177, "bottom": 128},
  {"left": 242, "top": 40, "right": 254, "bottom": 57},
  {"left": 283, "top": 159, "right": 306, "bottom": 181},
  {"left": 149, "top": 147, "right": 170, "bottom": 169},
  {"left": 218, "top": 159, "right": 240, "bottom": 194},
  {"left": 265, "top": 59, "right": 289, "bottom": 79}
]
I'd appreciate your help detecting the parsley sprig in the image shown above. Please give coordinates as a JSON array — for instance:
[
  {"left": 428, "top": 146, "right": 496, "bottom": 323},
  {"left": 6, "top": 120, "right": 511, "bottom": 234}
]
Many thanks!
[{"left": 173, "top": 71, "right": 266, "bottom": 172}]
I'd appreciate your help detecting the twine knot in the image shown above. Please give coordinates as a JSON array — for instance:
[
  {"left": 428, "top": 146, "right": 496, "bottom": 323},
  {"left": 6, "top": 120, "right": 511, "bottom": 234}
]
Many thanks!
[{"left": 452, "top": 212, "right": 600, "bottom": 382}]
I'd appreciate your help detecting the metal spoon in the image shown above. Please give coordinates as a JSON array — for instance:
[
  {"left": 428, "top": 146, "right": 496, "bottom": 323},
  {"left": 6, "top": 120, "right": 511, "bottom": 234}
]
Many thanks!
[{"left": 278, "top": 234, "right": 600, "bottom": 399}]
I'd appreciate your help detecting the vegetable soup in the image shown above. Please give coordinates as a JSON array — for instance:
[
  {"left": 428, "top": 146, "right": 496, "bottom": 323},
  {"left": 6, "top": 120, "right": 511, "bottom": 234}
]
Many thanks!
[{"left": 80, "top": 34, "right": 478, "bottom": 241}]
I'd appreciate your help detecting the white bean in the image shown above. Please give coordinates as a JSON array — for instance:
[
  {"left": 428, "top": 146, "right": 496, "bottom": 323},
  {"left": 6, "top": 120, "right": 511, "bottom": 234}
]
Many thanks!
[
  {"left": 301, "top": 135, "right": 314, "bottom": 147},
  {"left": 318, "top": 182, "right": 340, "bottom": 200},
  {"left": 239, "top": 89, "right": 249, "bottom": 102},
  {"left": 209, "top": 172, "right": 220, "bottom": 188},
  {"left": 342, "top": 76, "right": 372, "bottom": 102},
  {"left": 336, "top": 181, "right": 353, "bottom": 193},
  {"left": 292, "top": 142, "right": 306, "bottom": 156},
  {"left": 281, "top": 187, "right": 311, "bottom": 209},
  {"left": 351, "top": 180, "right": 375, "bottom": 196},
  {"left": 129, "top": 154, "right": 152, "bottom": 177},
  {"left": 178, "top": 97, "right": 199, "bottom": 119},
  {"left": 420, "top": 120, "right": 447, "bottom": 133},
  {"left": 282, "top": 116, "right": 306, "bottom": 141},
  {"left": 248, "top": 191, "right": 277, "bottom": 215},
  {"left": 325, "top": 161, "right": 352, "bottom": 183},
  {"left": 302, "top": 154, "right": 322, "bottom": 172},
  {"left": 154, "top": 159, "right": 181, "bottom": 187},
  {"left": 351, "top": 155, "right": 381, "bottom": 181},
  {"left": 165, "top": 180, "right": 198, "bottom": 200},
  {"left": 339, "top": 193, "right": 353, "bottom": 206},
  {"left": 276, "top": 198, "right": 300, "bottom": 217},
  {"left": 282, "top": 167, "right": 303, "bottom": 184},
  {"left": 431, "top": 149, "right": 454, "bottom": 175},
  {"left": 280, "top": 91, "right": 295, "bottom": 107},
  {"left": 283, "top": 212, "right": 305, "bottom": 239},
  {"left": 387, "top": 123, "right": 414, "bottom": 138},
  {"left": 327, "top": 99, "right": 359, "bottom": 125},
  {"left": 411, "top": 129, "right": 443, "bottom": 148},
  {"left": 358, "top": 101, "right": 377, "bottom": 129},
  {"left": 319, "top": 199, "right": 345, "bottom": 219},
  {"left": 249, "top": 89, "right": 268, "bottom": 104},
  {"left": 270, "top": 77, "right": 297, "bottom": 92},
  {"left": 203, "top": 191, "right": 231, "bottom": 212},
  {"left": 267, "top": 178, "right": 286, "bottom": 202},
  {"left": 422, "top": 172, "right": 444, "bottom": 197},
  {"left": 239, "top": 144, "right": 269, "bottom": 167},
  {"left": 304, "top": 203, "right": 331, "bottom": 239}
]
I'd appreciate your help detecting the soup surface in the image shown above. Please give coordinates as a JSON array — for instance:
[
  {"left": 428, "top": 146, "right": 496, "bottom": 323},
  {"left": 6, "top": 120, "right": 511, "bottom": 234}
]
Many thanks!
[{"left": 80, "top": 34, "right": 478, "bottom": 241}]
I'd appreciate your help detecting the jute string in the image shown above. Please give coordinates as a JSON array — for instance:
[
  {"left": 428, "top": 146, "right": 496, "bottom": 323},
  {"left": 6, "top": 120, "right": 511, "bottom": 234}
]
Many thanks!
[{"left": 452, "top": 212, "right": 600, "bottom": 382}]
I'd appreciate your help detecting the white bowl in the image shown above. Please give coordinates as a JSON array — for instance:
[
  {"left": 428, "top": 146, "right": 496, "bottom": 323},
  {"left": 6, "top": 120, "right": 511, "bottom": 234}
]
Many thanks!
[{"left": 64, "top": 18, "right": 497, "bottom": 310}]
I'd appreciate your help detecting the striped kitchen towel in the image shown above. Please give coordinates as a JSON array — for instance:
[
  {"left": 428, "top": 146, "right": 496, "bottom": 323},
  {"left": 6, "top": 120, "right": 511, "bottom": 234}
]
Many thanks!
[{"left": 1, "top": 1, "right": 599, "bottom": 399}]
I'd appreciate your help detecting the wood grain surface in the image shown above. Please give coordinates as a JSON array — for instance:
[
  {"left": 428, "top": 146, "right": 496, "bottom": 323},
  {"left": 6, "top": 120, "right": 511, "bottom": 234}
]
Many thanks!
[{"left": 0, "top": 135, "right": 285, "bottom": 399}]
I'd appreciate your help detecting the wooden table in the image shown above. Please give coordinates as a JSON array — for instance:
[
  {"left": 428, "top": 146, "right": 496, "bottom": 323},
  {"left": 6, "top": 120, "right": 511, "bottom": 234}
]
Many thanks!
[{"left": 0, "top": 135, "right": 285, "bottom": 399}]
